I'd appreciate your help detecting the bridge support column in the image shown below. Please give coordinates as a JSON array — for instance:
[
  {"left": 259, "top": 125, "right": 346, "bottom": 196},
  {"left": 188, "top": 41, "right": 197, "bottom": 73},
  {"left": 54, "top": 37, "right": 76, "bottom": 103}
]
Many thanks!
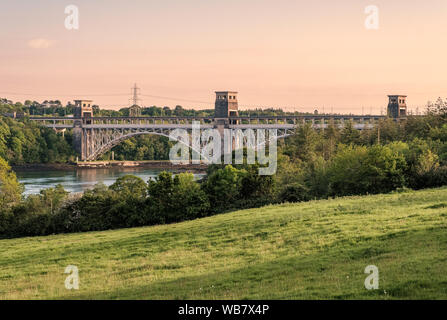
[
  {"left": 73, "top": 126, "right": 85, "bottom": 160},
  {"left": 214, "top": 118, "right": 227, "bottom": 161}
]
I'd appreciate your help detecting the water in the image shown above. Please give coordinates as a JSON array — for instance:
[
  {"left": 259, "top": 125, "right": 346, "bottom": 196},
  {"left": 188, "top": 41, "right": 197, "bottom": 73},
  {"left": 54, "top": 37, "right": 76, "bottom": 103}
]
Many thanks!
[{"left": 15, "top": 168, "right": 205, "bottom": 196}]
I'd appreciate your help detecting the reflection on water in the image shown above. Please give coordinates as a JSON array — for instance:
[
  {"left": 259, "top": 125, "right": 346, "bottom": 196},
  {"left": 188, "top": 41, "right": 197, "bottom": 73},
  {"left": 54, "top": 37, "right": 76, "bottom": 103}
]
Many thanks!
[{"left": 15, "top": 168, "right": 205, "bottom": 196}]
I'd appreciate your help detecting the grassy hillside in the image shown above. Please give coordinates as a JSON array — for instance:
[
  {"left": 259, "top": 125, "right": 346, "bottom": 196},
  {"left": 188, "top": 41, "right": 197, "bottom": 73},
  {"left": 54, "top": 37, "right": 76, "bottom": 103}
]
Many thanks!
[{"left": 0, "top": 188, "right": 446, "bottom": 299}]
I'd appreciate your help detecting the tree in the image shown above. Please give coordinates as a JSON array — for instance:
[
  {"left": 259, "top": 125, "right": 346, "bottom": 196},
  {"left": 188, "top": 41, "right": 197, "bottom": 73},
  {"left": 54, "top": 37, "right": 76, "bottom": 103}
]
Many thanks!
[
  {"left": 172, "top": 173, "right": 210, "bottom": 220},
  {"left": 376, "top": 119, "right": 402, "bottom": 144},
  {"left": 40, "top": 184, "right": 69, "bottom": 214},
  {"left": 340, "top": 120, "right": 361, "bottom": 145},
  {"left": 0, "top": 157, "right": 23, "bottom": 208},
  {"left": 0, "top": 119, "right": 11, "bottom": 159},
  {"left": 427, "top": 97, "right": 447, "bottom": 118},
  {"left": 327, "top": 144, "right": 406, "bottom": 196},
  {"left": 109, "top": 175, "right": 147, "bottom": 198},
  {"left": 275, "top": 153, "right": 305, "bottom": 187},
  {"left": 146, "top": 171, "right": 209, "bottom": 222},
  {"left": 284, "top": 123, "right": 320, "bottom": 162},
  {"left": 174, "top": 105, "right": 184, "bottom": 116},
  {"left": 239, "top": 164, "right": 275, "bottom": 201},
  {"left": 414, "top": 150, "right": 439, "bottom": 176},
  {"left": 323, "top": 120, "right": 340, "bottom": 159},
  {"left": 0, "top": 117, "right": 74, "bottom": 164},
  {"left": 304, "top": 155, "right": 330, "bottom": 197},
  {"left": 202, "top": 165, "right": 245, "bottom": 212}
]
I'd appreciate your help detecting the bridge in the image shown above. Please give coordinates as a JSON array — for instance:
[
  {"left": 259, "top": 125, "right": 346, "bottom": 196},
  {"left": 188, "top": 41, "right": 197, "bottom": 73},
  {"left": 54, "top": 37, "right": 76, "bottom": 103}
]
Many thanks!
[
  {"left": 25, "top": 92, "right": 400, "bottom": 161},
  {"left": 29, "top": 114, "right": 386, "bottom": 161}
]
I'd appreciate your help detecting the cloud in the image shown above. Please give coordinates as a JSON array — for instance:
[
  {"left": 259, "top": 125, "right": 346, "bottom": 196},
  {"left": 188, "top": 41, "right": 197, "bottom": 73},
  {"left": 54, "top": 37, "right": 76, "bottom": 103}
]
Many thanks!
[{"left": 28, "top": 38, "right": 53, "bottom": 49}]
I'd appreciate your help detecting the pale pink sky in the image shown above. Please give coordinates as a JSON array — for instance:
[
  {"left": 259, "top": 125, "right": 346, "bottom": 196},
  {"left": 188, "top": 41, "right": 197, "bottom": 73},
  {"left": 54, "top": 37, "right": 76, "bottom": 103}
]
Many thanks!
[{"left": 1, "top": 0, "right": 447, "bottom": 113}]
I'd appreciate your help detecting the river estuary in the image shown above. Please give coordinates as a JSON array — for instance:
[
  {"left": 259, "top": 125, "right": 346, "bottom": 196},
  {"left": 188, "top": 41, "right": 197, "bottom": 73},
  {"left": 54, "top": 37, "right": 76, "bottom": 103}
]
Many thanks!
[{"left": 15, "top": 168, "right": 205, "bottom": 196}]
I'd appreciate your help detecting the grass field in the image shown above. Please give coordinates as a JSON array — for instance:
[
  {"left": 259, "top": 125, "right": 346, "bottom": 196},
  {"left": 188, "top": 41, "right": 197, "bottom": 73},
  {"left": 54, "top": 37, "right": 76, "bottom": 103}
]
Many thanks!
[{"left": 1, "top": 188, "right": 446, "bottom": 299}]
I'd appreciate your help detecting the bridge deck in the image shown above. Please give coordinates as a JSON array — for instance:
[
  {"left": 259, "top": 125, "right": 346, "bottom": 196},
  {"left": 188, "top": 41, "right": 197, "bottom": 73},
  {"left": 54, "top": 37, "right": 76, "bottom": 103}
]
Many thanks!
[
  {"left": 39, "top": 123, "right": 374, "bottom": 130},
  {"left": 28, "top": 114, "right": 386, "bottom": 121},
  {"left": 28, "top": 114, "right": 387, "bottom": 130}
]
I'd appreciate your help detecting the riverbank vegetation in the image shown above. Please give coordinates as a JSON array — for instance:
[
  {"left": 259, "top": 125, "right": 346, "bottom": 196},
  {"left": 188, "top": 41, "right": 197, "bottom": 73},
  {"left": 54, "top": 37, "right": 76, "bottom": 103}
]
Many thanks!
[{"left": 0, "top": 117, "right": 75, "bottom": 164}]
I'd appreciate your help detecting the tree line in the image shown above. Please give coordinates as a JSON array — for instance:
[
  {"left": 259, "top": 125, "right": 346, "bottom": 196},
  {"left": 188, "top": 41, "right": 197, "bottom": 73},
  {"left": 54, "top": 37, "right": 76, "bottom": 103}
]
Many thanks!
[
  {"left": 0, "top": 117, "right": 75, "bottom": 164},
  {"left": 1, "top": 97, "right": 315, "bottom": 118}
]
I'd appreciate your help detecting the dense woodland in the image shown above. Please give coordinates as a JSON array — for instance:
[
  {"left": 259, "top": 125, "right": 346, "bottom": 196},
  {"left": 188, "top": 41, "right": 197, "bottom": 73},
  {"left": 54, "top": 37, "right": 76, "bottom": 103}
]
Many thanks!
[
  {"left": 1, "top": 97, "right": 447, "bottom": 238},
  {"left": 0, "top": 117, "right": 75, "bottom": 164}
]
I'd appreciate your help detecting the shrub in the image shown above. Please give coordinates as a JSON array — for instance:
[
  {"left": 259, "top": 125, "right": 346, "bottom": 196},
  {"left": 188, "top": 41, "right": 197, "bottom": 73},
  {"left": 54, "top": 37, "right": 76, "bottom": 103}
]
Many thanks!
[
  {"left": 202, "top": 165, "right": 245, "bottom": 212},
  {"left": 109, "top": 175, "right": 147, "bottom": 198},
  {"left": 279, "top": 183, "right": 310, "bottom": 203},
  {"left": 327, "top": 144, "right": 407, "bottom": 196},
  {"left": 146, "top": 172, "right": 210, "bottom": 223}
]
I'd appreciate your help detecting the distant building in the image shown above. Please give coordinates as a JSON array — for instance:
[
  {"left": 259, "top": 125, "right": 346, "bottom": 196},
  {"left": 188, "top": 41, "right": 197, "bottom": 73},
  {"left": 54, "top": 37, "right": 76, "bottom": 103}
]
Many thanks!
[
  {"left": 129, "top": 104, "right": 142, "bottom": 117},
  {"left": 387, "top": 95, "right": 407, "bottom": 118}
]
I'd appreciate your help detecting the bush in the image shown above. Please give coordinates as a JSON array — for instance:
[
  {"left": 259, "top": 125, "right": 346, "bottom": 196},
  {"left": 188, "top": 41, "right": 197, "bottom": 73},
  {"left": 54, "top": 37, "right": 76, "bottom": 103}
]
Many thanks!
[
  {"left": 109, "top": 175, "right": 147, "bottom": 198},
  {"left": 0, "top": 184, "right": 69, "bottom": 238},
  {"left": 202, "top": 165, "right": 245, "bottom": 212},
  {"left": 56, "top": 184, "right": 127, "bottom": 232},
  {"left": 279, "top": 183, "right": 310, "bottom": 203},
  {"left": 327, "top": 145, "right": 407, "bottom": 196},
  {"left": 146, "top": 172, "right": 210, "bottom": 223},
  {"left": 408, "top": 166, "right": 447, "bottom": 189}
]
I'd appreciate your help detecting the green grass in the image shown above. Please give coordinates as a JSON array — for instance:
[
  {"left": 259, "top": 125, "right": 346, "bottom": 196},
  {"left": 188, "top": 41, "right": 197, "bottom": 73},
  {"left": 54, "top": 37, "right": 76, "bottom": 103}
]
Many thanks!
[{"left": 1, "top": 188, "right": 446, "bottom": 299}]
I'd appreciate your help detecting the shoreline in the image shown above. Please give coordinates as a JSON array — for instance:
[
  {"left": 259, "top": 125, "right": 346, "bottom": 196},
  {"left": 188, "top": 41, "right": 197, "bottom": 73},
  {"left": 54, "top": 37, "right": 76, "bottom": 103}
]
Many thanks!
[{"left": 12, "top": 161, "right": 208, "bottom": 172}]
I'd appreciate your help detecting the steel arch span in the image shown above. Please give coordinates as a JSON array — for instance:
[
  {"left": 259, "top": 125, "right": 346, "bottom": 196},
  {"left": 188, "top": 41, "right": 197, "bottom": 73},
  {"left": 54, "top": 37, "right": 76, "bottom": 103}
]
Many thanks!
[
  {"left": 79, "top": 127, "right": 295, "bottom": 161},
  {"left": 84, "top": 129, "right": 205, "bottom": 161}
]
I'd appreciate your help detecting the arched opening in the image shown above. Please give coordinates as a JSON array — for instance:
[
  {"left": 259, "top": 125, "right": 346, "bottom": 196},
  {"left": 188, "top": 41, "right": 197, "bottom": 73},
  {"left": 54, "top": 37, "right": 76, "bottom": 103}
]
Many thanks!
[{"left": 87, "top": 131, "right": 205, "bottom": 161}]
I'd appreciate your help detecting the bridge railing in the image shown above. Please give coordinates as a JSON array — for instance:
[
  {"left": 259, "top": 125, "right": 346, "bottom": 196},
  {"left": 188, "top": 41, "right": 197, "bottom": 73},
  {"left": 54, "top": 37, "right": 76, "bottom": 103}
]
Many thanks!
[{"left": 28, "top": 114, "right": 388, "bottom": 128}]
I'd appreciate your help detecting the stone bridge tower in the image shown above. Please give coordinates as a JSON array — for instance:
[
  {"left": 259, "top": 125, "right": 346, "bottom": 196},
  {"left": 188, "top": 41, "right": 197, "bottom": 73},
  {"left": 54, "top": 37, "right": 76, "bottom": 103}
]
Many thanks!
[
  {"left": 214, "top": 91, "right": 239, "bottom": 157},
  {"left": 73, "top": 100, "right": 93, "bottom": 160},
  {"left": 214, "top": 91, "right": 239, "bottom": 124},
  {"left": 74, "top": 100, "right": 93, "bottom": 119},
  {"left": 387, "top": 95, "right": 407, "bottom": 119}
]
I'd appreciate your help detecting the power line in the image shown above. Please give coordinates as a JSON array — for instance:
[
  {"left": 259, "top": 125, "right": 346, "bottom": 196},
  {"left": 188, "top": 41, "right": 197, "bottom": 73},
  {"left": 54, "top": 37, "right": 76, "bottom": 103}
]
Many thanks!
[
  {"left": 140, "top": 94, "right": 213, "bottom": 105},
  {"left": 0, "top": 91, "right": 129, "bottom": 97},
  {"left": 2, "top": 90, "right": 436, "bottom": 113}
]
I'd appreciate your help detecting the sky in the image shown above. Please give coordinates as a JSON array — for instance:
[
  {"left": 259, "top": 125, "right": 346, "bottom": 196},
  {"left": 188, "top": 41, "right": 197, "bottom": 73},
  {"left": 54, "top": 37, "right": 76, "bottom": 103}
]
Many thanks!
[{"left": 1, "top": 0, "right": 447, "bottom": 114}]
